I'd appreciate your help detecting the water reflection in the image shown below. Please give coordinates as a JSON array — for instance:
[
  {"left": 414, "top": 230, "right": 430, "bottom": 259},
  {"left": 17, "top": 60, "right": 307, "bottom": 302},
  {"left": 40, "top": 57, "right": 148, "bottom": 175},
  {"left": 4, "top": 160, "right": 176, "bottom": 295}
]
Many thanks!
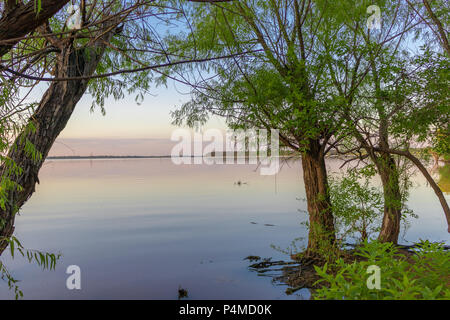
[{"left": 0, "top": 158, "right": 448, "bottom": 299}]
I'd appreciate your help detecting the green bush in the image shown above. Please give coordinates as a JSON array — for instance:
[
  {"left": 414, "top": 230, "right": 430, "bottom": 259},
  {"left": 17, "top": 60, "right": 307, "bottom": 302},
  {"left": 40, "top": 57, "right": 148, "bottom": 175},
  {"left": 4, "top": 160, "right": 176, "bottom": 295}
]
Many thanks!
[
  {"left": 313, "top": 240, "right": 450, "bottom": 300},
  {"left": 329, "top": 166, "right": 416, "bottom": 245},
  {"left": 329, "top": 168, "right": 383, "bottom": 242}
]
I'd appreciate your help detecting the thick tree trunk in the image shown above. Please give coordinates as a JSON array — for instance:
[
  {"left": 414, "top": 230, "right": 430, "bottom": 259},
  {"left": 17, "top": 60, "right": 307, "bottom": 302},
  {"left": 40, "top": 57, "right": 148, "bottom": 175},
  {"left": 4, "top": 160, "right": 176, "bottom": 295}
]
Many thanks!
[
  {"left": 377, "top": 153, "right": 402, "bottom": 243},
  {"left": 0, "top": 29, "right": 114, "bottom": 253},
  {"left": 301, "top": 139, "right": 336, "bottom": 257},
  {"left": 373, "top": 146, "right": 450, "bottom": 233},
  {"left": 0, "top": 0, "right": 70, "bottom": 57}
]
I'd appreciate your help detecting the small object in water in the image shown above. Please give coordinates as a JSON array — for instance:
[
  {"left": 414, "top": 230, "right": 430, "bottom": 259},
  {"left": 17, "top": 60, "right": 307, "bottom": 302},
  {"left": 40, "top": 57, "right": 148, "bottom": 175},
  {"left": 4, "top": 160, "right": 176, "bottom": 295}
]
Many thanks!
[
  {"left": 244, "top": 255, "right": 261, "bottom": 262},
  {"left": 234, "top": 180, "right": 248, "bottom": 186},
  {"left": 249, "top": 257, "right": 273, "bottom": 269},
  {"left": 250, "top": 222, "right": 258, "bottom": 224},
  {"left": 264, "top": 224, "right": 275, "bottom": 227},
  {"left": 178, "top": 286, "right": 188, "bottom": 299},
  {"left": 286, "top": 286, "right": 302, "bottom": 295},
  {"left": 200, "top": 259, "right": 213, "bottom": 264}
]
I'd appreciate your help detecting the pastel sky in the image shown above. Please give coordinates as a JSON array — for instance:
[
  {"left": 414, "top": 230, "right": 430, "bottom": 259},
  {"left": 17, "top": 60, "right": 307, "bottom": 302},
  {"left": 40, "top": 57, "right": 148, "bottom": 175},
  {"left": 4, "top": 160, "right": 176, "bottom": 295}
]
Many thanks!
[{"left": 46, "top": 80, "right": 228, "bottom": 156}]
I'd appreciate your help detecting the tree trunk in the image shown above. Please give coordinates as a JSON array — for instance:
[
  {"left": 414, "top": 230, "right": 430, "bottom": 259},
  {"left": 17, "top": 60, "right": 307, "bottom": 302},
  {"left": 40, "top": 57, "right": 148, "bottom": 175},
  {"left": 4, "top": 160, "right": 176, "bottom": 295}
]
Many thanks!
[
  {"left": 402, "top": 150, "right": 450, "bottom": 232},
  {"left": 0, "top": 0, "right": 70, "bottom": 57},
  {"left": 377, "top": 153, "right": 402, "bottom": 243},
  {"left": 0, "top": 29, "right": 115, "bottom": 254},
  {"left": 373, "top": 146, "right": 450, "bottom": 233},
  {"left": 422, "top": 0, "right": 450, "bottom": 55},
  {"left": 301, "top": 139, "right": 336, "bottom": 257}
]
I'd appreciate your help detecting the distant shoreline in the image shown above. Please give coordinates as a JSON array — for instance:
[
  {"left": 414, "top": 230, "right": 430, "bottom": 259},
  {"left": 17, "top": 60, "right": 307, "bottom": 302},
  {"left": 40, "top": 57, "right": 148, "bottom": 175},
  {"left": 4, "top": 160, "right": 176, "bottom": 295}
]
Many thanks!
[
  {"left": 46, "top": 154, "right": 297, "bottom": 160},
  {"left": 47, "top": 155, "right": 174, "bottom": 160},
  {"left": 48, "top": 151, "right": 407, "bottom": 160}
]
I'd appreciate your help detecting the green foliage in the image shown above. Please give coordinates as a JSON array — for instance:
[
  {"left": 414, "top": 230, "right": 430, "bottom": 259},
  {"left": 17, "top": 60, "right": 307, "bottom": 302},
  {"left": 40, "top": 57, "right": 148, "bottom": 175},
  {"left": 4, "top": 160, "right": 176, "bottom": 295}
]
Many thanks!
[
  {"left": 432, "top": 126, "right": 450, "bottom": 160},
  {"left": 329, "top": 162, "right": 417, "bottom": 244},
  {"left": 313, "top": 240, "right": 450, "bottom": 300},
  {"left": 168, "top": 0, "right": 373, "bottom": 150},
  {"left": 0, "top": 261, "right": 23, "bottom": 300},
  {"left": 0, "top": 236, "right": 61, "bottom": 299},
  {"left": 34, "top": 0, "right": 42, "bottom": 15},
  {"left": 0, "top": 77, "right": 42, "bottom": 228},
  {"left": 0, "top": 122, "right": 42, "bottom": 228},
  {"left": 330, "top": 168, "right": 383, "bottom": 242},
  {"left": 390, "top": 50, "right": 449, "bottom": 145},
  {"left": 438, "top": 164, "right": 450, "bottom": 194}
]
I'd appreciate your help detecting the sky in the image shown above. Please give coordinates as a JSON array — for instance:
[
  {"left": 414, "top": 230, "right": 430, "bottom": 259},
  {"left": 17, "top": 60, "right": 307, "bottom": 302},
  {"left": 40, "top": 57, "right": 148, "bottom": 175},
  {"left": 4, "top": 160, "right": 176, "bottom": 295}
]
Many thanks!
[
  {"left": 46, "top": 80, "right": 228, "bottom": 156},
  {"left": 45, "top": 3, "right": 228, "bottom": 156},
  {"left": 41, "top": 3, "right": 428, "bottom": 157}
]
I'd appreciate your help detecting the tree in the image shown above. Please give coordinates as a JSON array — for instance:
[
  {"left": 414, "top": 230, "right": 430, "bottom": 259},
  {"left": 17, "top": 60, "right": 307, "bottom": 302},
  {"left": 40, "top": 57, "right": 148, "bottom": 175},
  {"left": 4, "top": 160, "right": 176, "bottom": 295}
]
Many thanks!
[
  {"left": 170, "top": 0, "right": 450, "bottom": 248},
  {"left": 332, "top": 1, "right": 450, "bottom": 238},
  {"left": 0, "top": 0, "right": 127, "bottom": 254},
  {"left": 0, "top": 0, "right": 239, "bottom": 254},
  {"left": 167, "top": 0, "right": 387, "bottom": 257}
]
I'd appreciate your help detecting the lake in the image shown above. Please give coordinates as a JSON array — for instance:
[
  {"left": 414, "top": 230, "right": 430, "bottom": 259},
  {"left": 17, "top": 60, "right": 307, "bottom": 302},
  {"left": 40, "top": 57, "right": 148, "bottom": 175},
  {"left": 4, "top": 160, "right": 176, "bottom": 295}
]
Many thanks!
[{"left": 0, "top": 158, "right": 448, "bottom": 299}]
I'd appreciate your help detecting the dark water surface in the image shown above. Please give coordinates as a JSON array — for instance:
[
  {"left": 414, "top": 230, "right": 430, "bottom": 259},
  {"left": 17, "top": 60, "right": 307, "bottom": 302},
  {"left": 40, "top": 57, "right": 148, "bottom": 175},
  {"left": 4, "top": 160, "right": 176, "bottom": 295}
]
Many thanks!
[{"left": 0, "top": 159, "right": 448, "bottom": 299}]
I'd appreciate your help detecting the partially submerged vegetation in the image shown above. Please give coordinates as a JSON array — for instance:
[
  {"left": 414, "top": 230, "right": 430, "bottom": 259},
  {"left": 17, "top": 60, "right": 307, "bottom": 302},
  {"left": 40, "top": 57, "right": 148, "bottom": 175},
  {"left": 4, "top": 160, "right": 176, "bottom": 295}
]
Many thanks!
[
  {"left": 249, "top": 241, "right": 450, "bottom": 300},
  {"left": 313, "top": 241, "right": 449, "bottom": 300}
]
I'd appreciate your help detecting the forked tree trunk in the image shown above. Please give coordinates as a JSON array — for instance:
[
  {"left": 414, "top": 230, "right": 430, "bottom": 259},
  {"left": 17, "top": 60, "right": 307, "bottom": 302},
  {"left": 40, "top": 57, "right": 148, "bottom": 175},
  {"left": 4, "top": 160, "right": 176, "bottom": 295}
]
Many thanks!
[
  {"left": 369, "top": 146, "right": 450, "bottom": 234},
  {"left": 377, "top": 153, "right": 402, "bottom": 243},
  {"left": 0, "top": 30, "right": 114, "bottom": 253},
  {"left": 301, "top": 139, "right": 336, "bottom": 257}
]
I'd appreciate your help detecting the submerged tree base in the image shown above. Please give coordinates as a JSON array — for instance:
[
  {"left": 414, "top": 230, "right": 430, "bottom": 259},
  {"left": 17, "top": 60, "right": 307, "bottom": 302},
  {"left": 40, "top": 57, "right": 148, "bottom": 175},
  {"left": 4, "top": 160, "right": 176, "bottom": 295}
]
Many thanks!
[
  {"left": 248, "top": 248, "right": 365, "bottom": 296},
  {"left": 248, "top": 241, "right": 450, "bottom": 299}
]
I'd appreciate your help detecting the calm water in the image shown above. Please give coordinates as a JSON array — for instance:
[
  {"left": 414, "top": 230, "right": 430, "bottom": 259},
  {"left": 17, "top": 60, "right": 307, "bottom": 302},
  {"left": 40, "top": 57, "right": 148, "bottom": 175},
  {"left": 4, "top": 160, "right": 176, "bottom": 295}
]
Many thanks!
[{"left": 0, "top": 158, "right": 448, "bottom": 299}]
